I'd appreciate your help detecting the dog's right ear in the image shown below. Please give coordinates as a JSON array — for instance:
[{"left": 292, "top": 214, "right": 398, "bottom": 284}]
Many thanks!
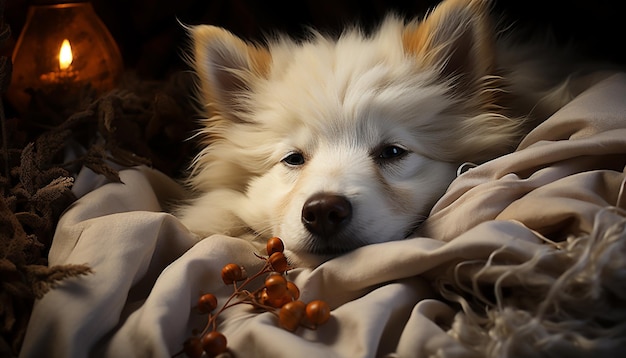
[
  {"left": 190, "top": 25, "right": 271, "bottom": 123},
  {"left": 402, "top": 0, "right": 495, "bottom": 90}
]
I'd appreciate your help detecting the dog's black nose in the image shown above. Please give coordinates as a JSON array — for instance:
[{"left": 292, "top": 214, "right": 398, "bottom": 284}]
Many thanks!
[{"left": 301, "top": 193, "right": 352, "bottom": 237}]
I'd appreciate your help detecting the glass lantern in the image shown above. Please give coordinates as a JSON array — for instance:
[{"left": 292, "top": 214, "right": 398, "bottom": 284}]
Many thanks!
[{"left": 7, "top": 1, "right": 123, "bottom": 117}]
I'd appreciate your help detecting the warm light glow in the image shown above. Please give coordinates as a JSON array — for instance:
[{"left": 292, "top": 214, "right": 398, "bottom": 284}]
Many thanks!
[{"left": 59, "top": 39, "right": 73, "bottom": 70}]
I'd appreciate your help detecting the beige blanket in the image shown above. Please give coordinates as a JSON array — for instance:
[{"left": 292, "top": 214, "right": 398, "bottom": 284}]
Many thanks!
[{"left": 19, "top": 74, "right": 626, "bottom": 358}]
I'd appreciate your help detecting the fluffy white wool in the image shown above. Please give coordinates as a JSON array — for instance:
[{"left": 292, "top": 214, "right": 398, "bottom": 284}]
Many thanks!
[{"left": 437, "top": 207, "right": 626, "bottom": 358}]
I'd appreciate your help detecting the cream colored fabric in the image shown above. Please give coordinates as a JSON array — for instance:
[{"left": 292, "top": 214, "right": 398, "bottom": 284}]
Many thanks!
[
  {"left": 422, "top": 73, "right": 626, "bottom": 240},
  {"left": 19, "top": 74, "right": 626, "bottom": 358}
]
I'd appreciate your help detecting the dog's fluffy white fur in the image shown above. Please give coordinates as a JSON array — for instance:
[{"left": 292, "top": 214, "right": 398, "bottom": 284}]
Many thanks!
[{"left": 176, "top": 0, "right": 599, "bottom": 267}]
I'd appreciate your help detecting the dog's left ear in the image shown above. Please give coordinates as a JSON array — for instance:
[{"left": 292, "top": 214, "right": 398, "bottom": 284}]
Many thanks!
[
  {"left": 190, "top": 25, "right": 271, "bottom": 123},
  {"left": 402, "top": 0, "right": 495, "bottom": 88}
]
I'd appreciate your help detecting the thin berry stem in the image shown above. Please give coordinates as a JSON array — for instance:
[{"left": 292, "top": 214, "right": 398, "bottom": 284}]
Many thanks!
[{"left": 200, "top": 260, "right": 273, "bottom": 336}]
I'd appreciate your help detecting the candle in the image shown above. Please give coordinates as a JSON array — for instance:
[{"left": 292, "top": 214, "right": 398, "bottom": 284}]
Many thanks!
[
  {"left": 39, "top": 38, "right": 79, "bottom": 84},
  {"left": 7, "top": 2, "right": 124, "bottom": 117}
]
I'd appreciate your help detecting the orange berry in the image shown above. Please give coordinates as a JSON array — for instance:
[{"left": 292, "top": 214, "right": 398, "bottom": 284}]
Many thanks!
[
  {"left": 183, "top": 337, "right": 203, "bottom": 358},
  {"left": 279, "top": 300, "right": 306, "bottom": 331},
  {"left": 257, "top": 289, "right": 270, "bottom": 306},
  {"left": 268, "top": 252, "right": 289, "bottom": 273},
  {"left": 286, "top": 281, "right": 300, "bottom": 300},
  {"left": 269, "top": 292, "right": 293, "bottom": 308},
  {"left": 264, "top": 274, "right": 288, "bottom": 300},
  {"left": 257, "top": 288, "right": 289, "bottom": 308},
  {"left": 306, "top": 300, "right": 331, "bottom": 325},
  {"left": 197, "top": 293, "right": 218, "bottom": 314},
  {"left": 221, "top": 263, "right": 245, "bottom": 285},
  {"left": 266, "top": 237, "right": 285, "bottom": 255},
  {"left": 201, "top": 331, "right": 227, "bottom": 357}
]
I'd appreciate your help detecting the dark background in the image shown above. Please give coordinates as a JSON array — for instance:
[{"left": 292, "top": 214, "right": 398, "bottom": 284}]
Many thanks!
[
  {"left": 2, "top": 0, "right": 624, "bottom": 178},
  {"left": 4, "top": 0, "right": 625, "bottom": 80}
]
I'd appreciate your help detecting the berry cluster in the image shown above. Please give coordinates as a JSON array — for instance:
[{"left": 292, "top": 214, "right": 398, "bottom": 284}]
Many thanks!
[{"left": 175, "top": 237, "right": 331, "bottom": 358}]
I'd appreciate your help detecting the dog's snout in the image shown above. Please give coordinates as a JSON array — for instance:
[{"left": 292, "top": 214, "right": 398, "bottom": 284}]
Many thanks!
[{"left": 301, "top": 193, "right": 352, "bottom": 237}]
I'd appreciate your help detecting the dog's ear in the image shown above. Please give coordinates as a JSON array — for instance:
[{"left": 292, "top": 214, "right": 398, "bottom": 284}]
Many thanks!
[
  {"left": 190, "top": 25, "right": 271, "bottom": 123},
  {"left": 402, "top": 0, "right": 494, "bottom": 88},
  {"left": 402, "top": 0, "right": 523, "bottom": 163}
]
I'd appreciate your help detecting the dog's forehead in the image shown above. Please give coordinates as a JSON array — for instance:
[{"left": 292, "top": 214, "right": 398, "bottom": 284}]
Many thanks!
[
  {"left": 268, "top": 35, "right": 411, "bottom": 101},
  {"left": 256, "top": 40, "right": 451, "bottom": 138}
]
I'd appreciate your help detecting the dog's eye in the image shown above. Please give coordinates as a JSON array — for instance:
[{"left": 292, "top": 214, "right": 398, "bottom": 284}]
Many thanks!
[
  {"left": 282, "top": 152, "right": 305, "bottom": 166},
  {"left": 378, "top": 145, "right": 407, "bottom": 160}
]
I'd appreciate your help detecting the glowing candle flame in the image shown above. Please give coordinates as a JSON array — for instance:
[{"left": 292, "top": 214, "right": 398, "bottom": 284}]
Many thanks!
[{"left": 59, "top": 39, "right": 73, "bottom": 70}]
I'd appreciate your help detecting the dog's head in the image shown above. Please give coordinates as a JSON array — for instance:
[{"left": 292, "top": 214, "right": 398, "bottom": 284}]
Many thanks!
[{"left": 186, "top": 0, "right": 521, "bottom": 266}]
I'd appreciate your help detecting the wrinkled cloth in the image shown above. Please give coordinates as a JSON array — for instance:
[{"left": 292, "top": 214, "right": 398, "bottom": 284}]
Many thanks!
[{"left": 19, "top": 73, "right": 626, "bottom": 358}]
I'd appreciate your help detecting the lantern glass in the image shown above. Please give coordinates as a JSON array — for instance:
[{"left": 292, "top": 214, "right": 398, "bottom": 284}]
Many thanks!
[{"left": 8, "top": 1, "right": 123, "bottom": 115}]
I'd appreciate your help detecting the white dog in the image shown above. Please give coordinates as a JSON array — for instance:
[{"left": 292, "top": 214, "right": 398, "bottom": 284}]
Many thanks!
[{"left": 176, "top": 0, "right": 599, "bottom": 267}]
